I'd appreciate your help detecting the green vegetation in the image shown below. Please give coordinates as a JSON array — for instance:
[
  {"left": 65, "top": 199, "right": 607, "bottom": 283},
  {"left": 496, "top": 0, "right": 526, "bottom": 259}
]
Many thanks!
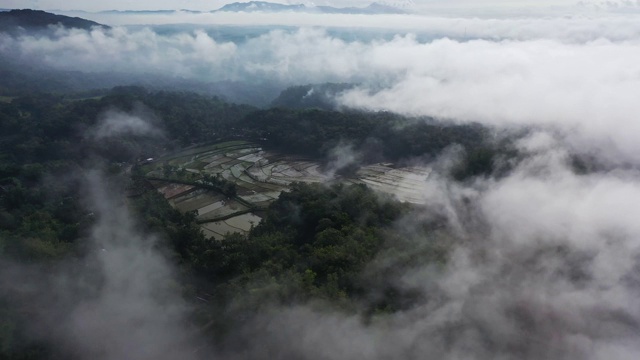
[
  {"left": 196, "top": 182, "right": 406, "bottom": 294},
  {"left": 0, "top": 86, "right": 501, "bottom": 358},
  {"left": 0, "top": 86, "right": 499, "bottom": 264},
  {"left": 185, "top": 181, "right": 446, "bottom": 318},
  {"left": 242, "top": 107, "right": 499, "bottom": 174}
]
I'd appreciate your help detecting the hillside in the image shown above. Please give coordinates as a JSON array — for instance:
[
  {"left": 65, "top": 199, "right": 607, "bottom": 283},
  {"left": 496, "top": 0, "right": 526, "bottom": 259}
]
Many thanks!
[
  {"left": 0, "top": 9, "right": 108, "bottom": 32},
  {"left": 270, "top": 83, "right": 355, "bottom": 110}
]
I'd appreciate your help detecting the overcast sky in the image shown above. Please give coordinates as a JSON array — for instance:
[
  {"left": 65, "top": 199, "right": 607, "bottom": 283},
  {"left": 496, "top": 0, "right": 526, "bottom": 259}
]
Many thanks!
[{"left": 0, "top": 0, "right": 629, "bottom": 15}]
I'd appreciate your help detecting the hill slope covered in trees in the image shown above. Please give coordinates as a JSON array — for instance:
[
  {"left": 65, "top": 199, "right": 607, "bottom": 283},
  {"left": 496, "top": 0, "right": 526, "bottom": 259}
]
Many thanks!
[{"left": 0, "top": 9, "right": 108, "bottom": 32}]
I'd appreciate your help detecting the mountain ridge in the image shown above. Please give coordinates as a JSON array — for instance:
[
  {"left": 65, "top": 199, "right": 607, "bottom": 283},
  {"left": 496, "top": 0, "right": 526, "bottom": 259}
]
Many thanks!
[
  {"left": 0, "top": 9, "right": 108, "bottom": 32},
  {"left": 214, "top": 1, "right": 406, "bottom": 14}
]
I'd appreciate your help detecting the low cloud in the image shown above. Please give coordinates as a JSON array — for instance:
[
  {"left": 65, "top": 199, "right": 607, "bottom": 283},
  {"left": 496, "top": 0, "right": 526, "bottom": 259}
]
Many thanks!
[
  {"left": 4, "top": 23, "right": 640, "bottom": 164},
  {"left": 4, "top": 10, "right": 640, "bottom": 360},
  {"left": 0, "top": 171, "right": 200, "bottom": 360},
  {"left": 2, "top": 26, "right": 237, "bottom": 78},
  {"left": 225, "top": 132, "right": 640, "bottom": 360},
  {"left": 324, "top": 142, "right": 361, "bottom": 178},
  {"left": 336, "top": 36, "right": 640, "bottom": 164},
  {"left": 89, "top": 105, "right": 164, "bottom": 140},
  {"left": 68, "top": 171, "right": 198, "bottom": 360}
]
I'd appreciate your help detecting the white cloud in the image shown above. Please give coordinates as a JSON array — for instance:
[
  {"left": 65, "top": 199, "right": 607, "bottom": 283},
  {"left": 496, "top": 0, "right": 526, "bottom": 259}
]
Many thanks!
[
  {"left": 4, "top": 8, "right": 640, "bottom": 359},
  {"left": 15, "top": 0, "right": 635, "bottom": 17},
  {"left": 3, "top": 26, "right": 237, "bottom": 78},
  {"left": 227, "top": 131, "right": 640, "bottom": 359},
  {"left": 89, "top": 107, "right": 163, "bottom": 140},
  {"left": 5, "top": 17, "right": 640, "bottom": 162},
  {"left": 336, "top": 36, "right": 640, "bottom": 163},
  {"left": 0, "top": 0, "right": 564, "bottom": 12}
]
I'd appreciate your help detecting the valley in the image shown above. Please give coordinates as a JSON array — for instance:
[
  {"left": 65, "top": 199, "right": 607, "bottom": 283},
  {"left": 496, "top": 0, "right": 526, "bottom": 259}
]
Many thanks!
[{"left": 142, "top": 140, "right": 432, "bottom": 239}]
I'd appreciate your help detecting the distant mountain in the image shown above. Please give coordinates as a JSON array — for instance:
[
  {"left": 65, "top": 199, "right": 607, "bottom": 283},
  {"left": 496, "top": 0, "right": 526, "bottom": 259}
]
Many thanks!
[
  {"left": 315, "top": 3, "right": 406, "bottom": 14},
  {"left": 97, "top": 9, "right": 203, "bottom": 15},
  {"left": 214, "top": 1, "right": 406, "bottom": 14},
  {"left": 99, "top": 9, "right": 177, "bottom": 14},
  {"left": 216, "top": 2, "right": 307, "bottom": 12},
  {"left": 0, "top": 9, "right": 109, "bottom": 32}
]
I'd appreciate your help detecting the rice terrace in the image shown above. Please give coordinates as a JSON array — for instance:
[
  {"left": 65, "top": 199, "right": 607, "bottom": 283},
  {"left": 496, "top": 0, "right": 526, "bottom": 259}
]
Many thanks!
[{"left": 140, "top": 140, "right": 432, "bottom": 239}]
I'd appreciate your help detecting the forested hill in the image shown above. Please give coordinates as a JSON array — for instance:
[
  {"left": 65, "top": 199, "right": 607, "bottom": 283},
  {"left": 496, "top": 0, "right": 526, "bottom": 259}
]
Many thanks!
[
  {"left": 0, "top": 87, "right": 503, "bottom": 358},
  {"left": 0, "top": 87, "right": 499, "bottom": 179},
  {"left": 0, "top": 9, "right": 108, "bottom": 32},
  {"left": 270, "top": 83, "right": 354, "bottom": 110}
]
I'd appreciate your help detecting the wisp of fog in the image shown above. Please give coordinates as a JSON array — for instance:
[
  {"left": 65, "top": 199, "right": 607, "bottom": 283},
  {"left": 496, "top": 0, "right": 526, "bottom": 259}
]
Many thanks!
[
  {"left": 3, "top": 8, "right": 640, "bottom": 360},
  {"left": 0, "top": 108, "right": 200, "bottom": 360},
  {"left": 4, "top": 20, "right": 640, "bottom": 162},
  {"left": 224, "top": 131, "right": 640, "bottom": 360}
]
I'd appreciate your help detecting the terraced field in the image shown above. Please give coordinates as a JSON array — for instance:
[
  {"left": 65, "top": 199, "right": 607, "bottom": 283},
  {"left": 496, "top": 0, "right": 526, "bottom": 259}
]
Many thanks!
[
  {"left": 354, "top": 165, "right": 433, "bottom": 204},
  {"left": 143, "top": 141, "right": 432, "bottom": 239}
]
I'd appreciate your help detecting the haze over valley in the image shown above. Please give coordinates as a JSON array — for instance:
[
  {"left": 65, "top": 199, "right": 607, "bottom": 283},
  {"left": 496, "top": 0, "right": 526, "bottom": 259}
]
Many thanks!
[{"left": 2, "top": 2, "right": 640, "bottom": 359}]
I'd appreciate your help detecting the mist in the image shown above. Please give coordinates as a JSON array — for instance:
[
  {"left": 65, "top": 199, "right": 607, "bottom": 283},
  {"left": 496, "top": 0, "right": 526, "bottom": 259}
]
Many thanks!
[
  {"left": 4, "top": 17, "right": 640, "bottom": 127},
  {"left": 66, "top": 171, "right": 199, "bottom": 360},
  {"left": 88, "top": 105, "right": 164, "bottom": 140},
  {"left": 4, "top": 6, "right": 640, "bottom": 360},
  {"left": 0, "top": 171, "right": 201, "bottom": 360},
  {"left": 4, "top": 19, "right": 640, "bottom": 148},
  {"left": 220, "top": 132, "right": 640, "bottom": 360},
  {"left": 0, "top": 107, "right": 201, "bottom": 359}
]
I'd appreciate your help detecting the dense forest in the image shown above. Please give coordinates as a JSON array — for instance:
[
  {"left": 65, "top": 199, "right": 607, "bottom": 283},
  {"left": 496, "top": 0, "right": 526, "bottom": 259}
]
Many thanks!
[
  {"left": 0, "top": 84, "right": 503, "bottom": 358},
  {"left": 0, "top": 8, "right": 503, "bottom": 352},
  {"left": 0, "top": 86, "right": 498, "bottom": 256}
]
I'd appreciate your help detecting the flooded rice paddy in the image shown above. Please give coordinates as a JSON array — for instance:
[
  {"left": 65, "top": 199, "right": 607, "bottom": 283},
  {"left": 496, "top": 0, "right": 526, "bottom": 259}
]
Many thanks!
[{"left": 144, "top": 141, "right": 432, "bottom": 239}]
